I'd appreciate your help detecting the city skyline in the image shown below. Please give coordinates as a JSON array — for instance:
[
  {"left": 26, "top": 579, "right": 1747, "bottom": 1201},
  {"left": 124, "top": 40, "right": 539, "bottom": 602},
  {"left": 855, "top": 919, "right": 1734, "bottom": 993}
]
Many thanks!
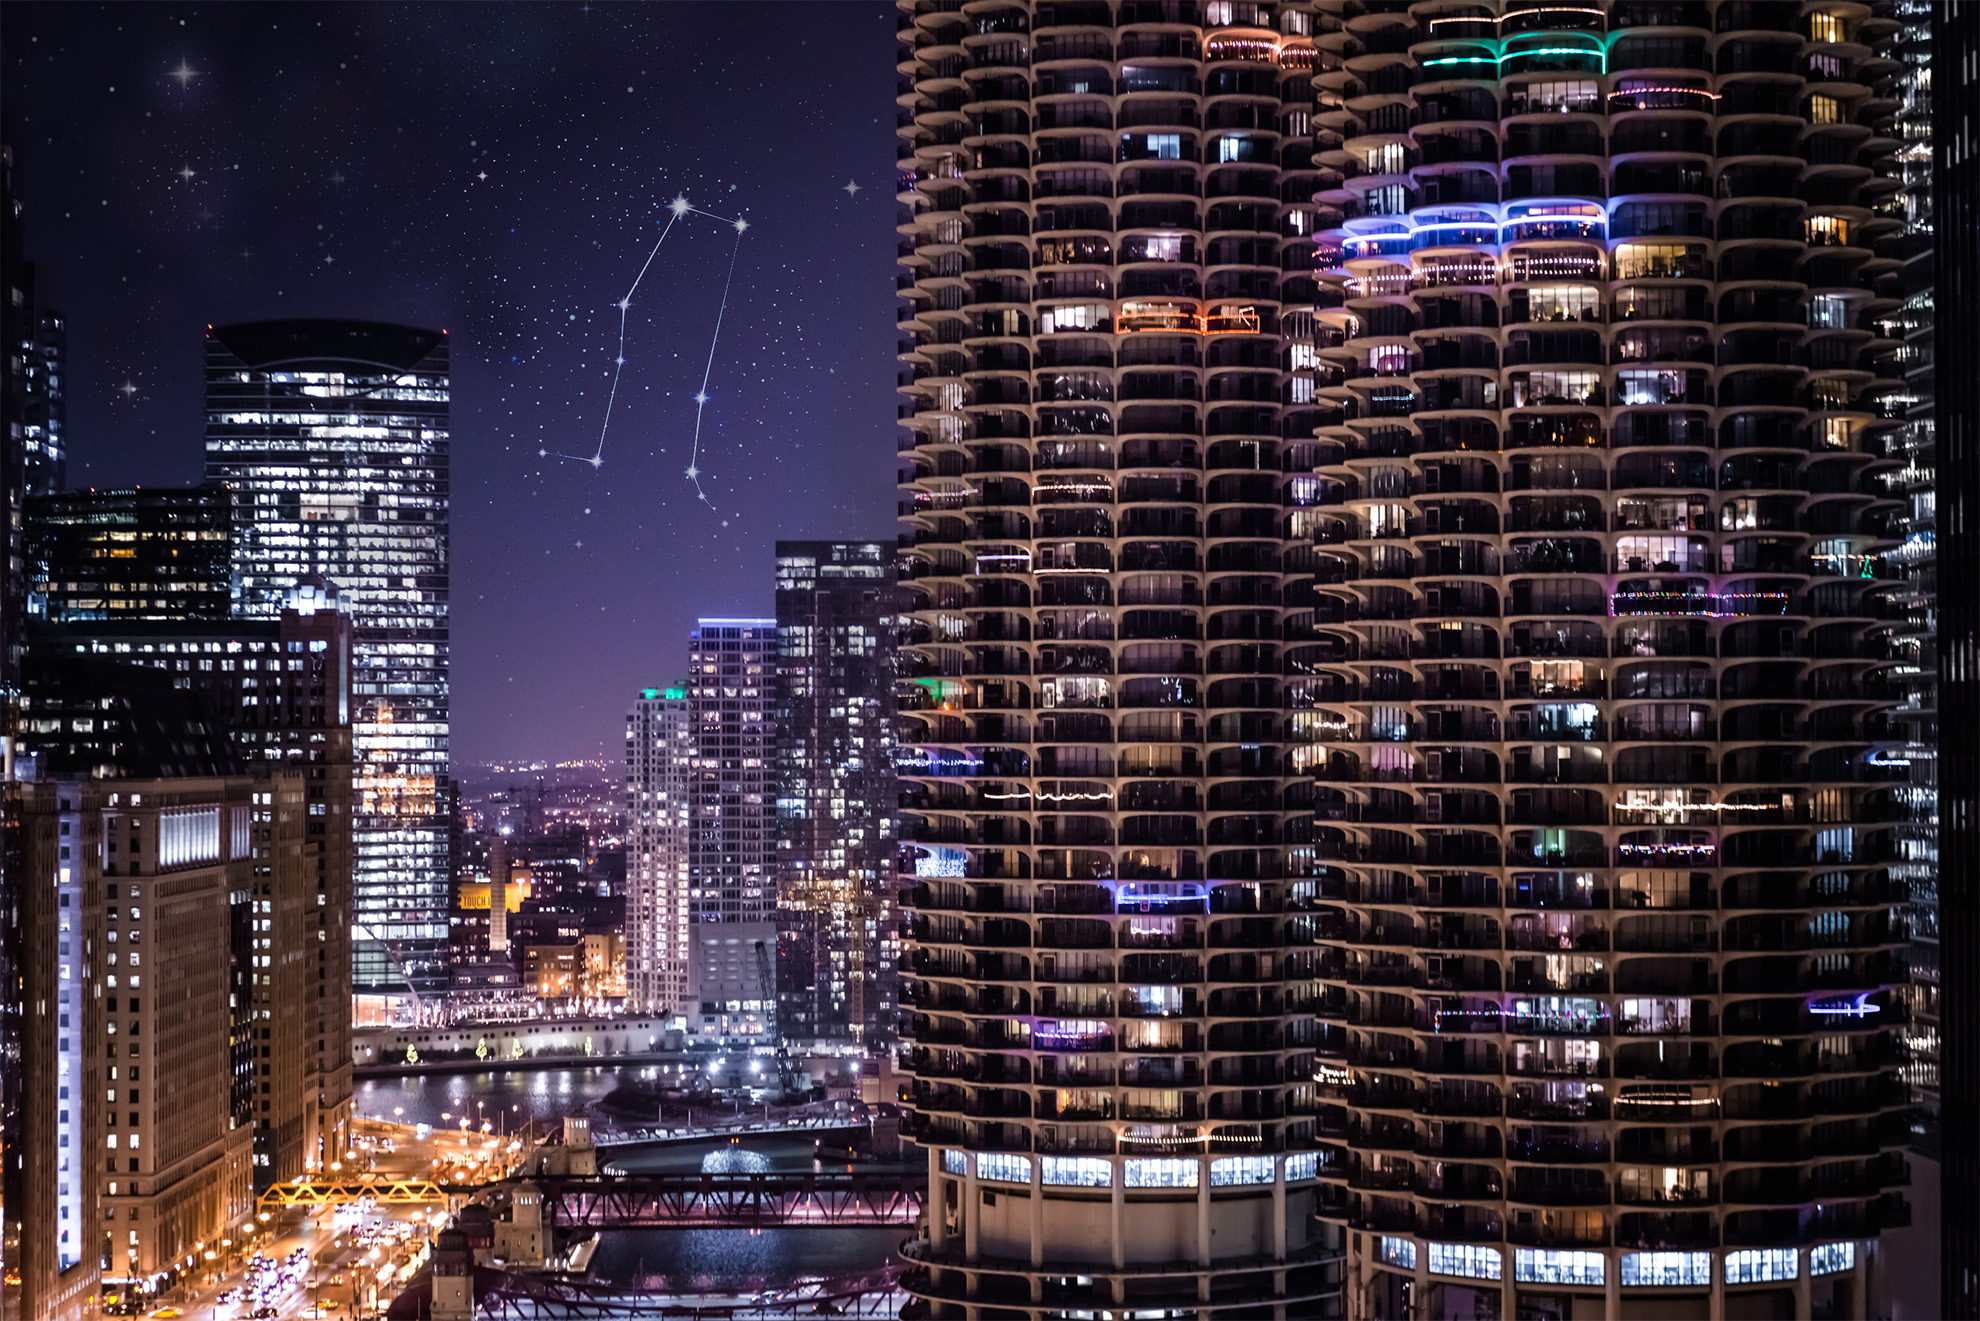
[{"left": 0, "top": 0, "right": 903, "bottom": 764}]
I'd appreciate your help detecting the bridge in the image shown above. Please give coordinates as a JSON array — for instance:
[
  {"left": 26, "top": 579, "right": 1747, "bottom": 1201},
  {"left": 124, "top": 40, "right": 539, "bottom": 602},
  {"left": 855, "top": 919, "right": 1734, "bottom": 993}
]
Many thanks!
[
  {"left": 260, "top": 1175, "right": 456, "bottom": 1207},
  {"left": 531, "top": 1170, "right": 925, "bottom": 1229}
]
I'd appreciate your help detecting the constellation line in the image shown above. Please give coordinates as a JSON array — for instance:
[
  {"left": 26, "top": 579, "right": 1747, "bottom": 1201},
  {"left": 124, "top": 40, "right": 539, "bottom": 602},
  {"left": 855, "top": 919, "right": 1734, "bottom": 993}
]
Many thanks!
[{"left": 543, "top": 194, "right": 749, "bottom": 514}]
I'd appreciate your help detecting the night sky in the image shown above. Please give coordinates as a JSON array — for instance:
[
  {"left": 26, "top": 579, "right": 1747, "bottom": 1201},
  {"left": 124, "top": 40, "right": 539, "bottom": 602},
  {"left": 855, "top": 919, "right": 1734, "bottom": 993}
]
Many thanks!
[{"left": 0, "top": 1, "right": 901, "bottom": 765}]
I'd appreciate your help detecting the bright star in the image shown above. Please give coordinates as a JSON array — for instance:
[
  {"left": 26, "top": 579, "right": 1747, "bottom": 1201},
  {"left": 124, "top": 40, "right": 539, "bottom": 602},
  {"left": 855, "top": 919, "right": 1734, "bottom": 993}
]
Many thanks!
[
  {"left": 693, "top": 390, "right": 710, "bottom": 406},
  {"left": 588, "top": 456, "right": 603, "bottom": 470},
  {"left": 668, "top": 195, "right": 692, "bottom": 218},
  {"left": 734, "top": 218, "right": 750, "bottom": 233},
  {"left": 177, "top": 164, "right": 196, "bottom": 183},
  {"left": 117, "top": 380, "right": 139, "bottom": 399},
  {"left": 170, "top": 60, "right": 199, "bottom": 89},
  {"left": 476, "top": 170, "right": 488, "bottom": 182},
  {"left": 616, "top": 298, "right": 630, "bottom": 311},
  {"left": 842, "top": 179, "right": 861, "bottom": 198},
  {"left": 685, "top": 465, "right": 699, "bottom": 480}
]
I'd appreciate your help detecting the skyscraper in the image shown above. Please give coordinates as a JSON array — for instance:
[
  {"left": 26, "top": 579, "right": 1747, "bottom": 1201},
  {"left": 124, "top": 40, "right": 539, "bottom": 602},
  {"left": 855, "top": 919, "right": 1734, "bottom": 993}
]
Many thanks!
[
  {"left": 896, "top": 3, "right": 1335, "bottom": 1314},
  {"left": 773, "top": 540, "right": 899, "bottom": 1047},
  {"left": 26, "top": 486, "right": 231, "bottom": 624},
  {"left": 626, "top": 686, "right": 692, "bottom": 1018},
  {"left": 686, "top": 618, "right": 775, "bottom": 1041},
  {"left": 204, "top": 319, "right": 450, "bottom": 1003},
  {"left": 1302, "top": 2, "right": 1909, "bottom": 1316},
  {"left": 1935, "top": 0, "right": 1980, "bottom": 1311}
]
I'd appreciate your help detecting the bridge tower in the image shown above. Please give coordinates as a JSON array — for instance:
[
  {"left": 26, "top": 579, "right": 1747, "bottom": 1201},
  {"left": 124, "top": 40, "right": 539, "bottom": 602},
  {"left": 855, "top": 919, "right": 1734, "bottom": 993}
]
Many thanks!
[
  {"left": 494, "top": 1181, "right": 549, "bottom": 1268},
  {"left": 430, "top": 1228, "right": 474, "bottom": 1321}
]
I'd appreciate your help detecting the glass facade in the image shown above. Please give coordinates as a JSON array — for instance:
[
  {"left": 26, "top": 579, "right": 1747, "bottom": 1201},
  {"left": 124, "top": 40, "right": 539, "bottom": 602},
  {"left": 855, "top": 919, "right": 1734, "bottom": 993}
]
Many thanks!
[
  {"left": 25, "top": 487, "right": 231, "bottom": 624},
  {"left": 204, "top": 319, "right": 450, "bottom": 994},
  {"left": 773, "top": 541, "right": 898, "bottom": 1046},
  {"left": 625, "top": 687, "right": 692, "bottom": 1017},
  {"left": 686, "top": 619, "right": 775, "bottom": 1040}
]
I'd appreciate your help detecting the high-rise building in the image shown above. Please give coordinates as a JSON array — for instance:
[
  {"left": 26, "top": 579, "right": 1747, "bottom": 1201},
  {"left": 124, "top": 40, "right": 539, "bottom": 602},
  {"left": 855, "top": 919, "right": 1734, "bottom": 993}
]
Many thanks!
[
  {"left": 26, "top": 486, "right": 231, "bottom": 624},
  {"left": 895, "top": 3, "right": 1336, "bottom": 1314},
  {"left": 203, "top": 318, "right": 451, "bottom": 1002},
  {"left": 773, "top": 540, "right": 899, "bottom": 1047},
  {"left": 1935, "top": 0, "right": 1980, "bottom": 1312},
  {"left": 26, "top": 584, "right": 358, "bottom": 1190},
  {"left": 626, "top": 686, "right": 692, "bottom": 1017},
  {"left": 1302, "top": 3, "right": 1910, "bottom": 1317},
  {"left": 686, "top": 619, "right": 776, "bottom": 1041}
]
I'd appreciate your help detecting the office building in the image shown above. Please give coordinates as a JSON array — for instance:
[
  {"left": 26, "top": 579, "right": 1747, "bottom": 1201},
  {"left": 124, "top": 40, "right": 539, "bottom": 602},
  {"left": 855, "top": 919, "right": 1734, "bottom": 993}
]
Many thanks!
[
  {"left": 773, "top": 540, "right": 899, "bottom": 1047},
  {"left": 2, "top": 777, "right": 103, "bottom": 1321},
  {"left": 27, "top": 584, "right": 358, "bottom": 1190},
  {"left": 895, "top": 3, "right": 1335, "bottom": 1314},
  {"left": 26, "top": 486, "right": 231, "bottom": 624},
  {"left": 1301, "top": 2, "right": 1913, "bottom": 1316},
  {"left": 203, "top": 318, "right": 451, "bottom": 1003},
  {"left": 1937, "top": 0, "right": 1980, "bottom": 1313},
  {"left": 626, "top": 686, "right": 692, "bottom": 1017},
  {"left": 686, "top": 619, "right": 776, "bottom": 1041}
]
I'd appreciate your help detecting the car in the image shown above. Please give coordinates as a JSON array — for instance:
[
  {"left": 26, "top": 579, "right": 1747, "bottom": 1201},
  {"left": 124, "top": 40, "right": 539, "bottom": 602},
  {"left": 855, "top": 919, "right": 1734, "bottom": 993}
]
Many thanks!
[
  {"left": 152, "top": 1309, "right": 183, "bottom": 1319},
  {"left": 253, "top": 1308, "right": 279, "bottom": 1319}
]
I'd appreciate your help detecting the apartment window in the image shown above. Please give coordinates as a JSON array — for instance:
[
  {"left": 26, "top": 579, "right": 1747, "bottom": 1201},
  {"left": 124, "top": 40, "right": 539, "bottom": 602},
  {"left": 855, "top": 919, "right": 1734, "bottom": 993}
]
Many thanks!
[
  {"left": 1041, "top": 1156, "right": 1111, "bottom": 1187},
  {"left": 1367, "top": 185, "right": 1408, "bottom": 216},
  {"left": 1809, "top": 94, "right": 1843, "bottom": 125},
  {"left": 1125, "top": 1158, "right": 1198, "bottom": 1187},
  {"left": 1811, "top": 1242, "right": 1856, "bottom": 1276},
  {"left": 1522, "top": 79, "right": 1599, "bottom": 112},
  {"left": 1428, "top": 1243, "right": 1502, "bottom": 1281},
  {"left": 1380, "top": 1236, "right": 1418, "bottom": 1269},
  {"left": 1526, "top": 286, "right": 1600, "bottom": 322},
  {"left": 975, "top": 1152, "right": 1031, "bottom": 1183},
  {"left": 1810, "top": 12, "right": 1845, "bottom": 42},
  {"left": 1807, "top": 294, "right": 1850, "bottom": 328},
  {"left": 1726, "top": 1249, "right": 1798, "bottom": 1284},
  {"left": 1515, "top": 1249, "right": 1605, "bottom": 1287},
  {"left": 1613, "top": 243, "right": 1694, "bottom": 280},
  {"left": 1209, "top": 1156, "right": 1275, "bottom": 1186},
  {"left": 1806, "top": 215, "right": 1850, "bottom": 246},
  {"left": 1363, "top": 142, "right": 1408, "bottom": 174},
  {"left": 1621, "top": 1252, "right": 1712, "bottom": 1287}
]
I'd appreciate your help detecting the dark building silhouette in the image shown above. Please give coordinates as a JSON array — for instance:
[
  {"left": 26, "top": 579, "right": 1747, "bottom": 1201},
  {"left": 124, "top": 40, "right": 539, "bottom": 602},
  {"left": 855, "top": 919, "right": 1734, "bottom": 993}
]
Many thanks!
[
  {"left": 26, "top": 486, "right": 231, "bottom": 624},
  {"left": 1936, "top": 0, "right": 1980, "bottom": 1314}
]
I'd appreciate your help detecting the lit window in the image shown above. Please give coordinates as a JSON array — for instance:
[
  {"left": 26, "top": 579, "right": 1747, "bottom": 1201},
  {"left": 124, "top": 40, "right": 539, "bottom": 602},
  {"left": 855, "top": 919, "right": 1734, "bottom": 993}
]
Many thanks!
[
  {"left": 1811, "top": 1242, "right": 1856, "bottom": 1276},
  {"left": 1209, "top": 1156, "right": 1275, "bottom": 1186},
  {"left": 1428, "top": 1243, "right": 1502, "bottom": 1280},
  {"left": 1126, "top": 1158, "right": 1198, "bottom": 1187},
  {"left": 1726, "top": 1249, "right": 1798, "bottom": 1284},
  {"left": 1621, "top": 1251, "right": 1712, "bottom": 1287},
  {"left": 976, "top": 1152, "right": 1032, "bottom": 1184},
  {"left": 1515, "top": 1249, "right": 1604, "bottom": 1287},
  {"left": 1381, "top": 1236, "right": 1418, "bottom": 1269},
  {"left": 1042, "top": 1156, "right": 1111, "bottom": 1187}
]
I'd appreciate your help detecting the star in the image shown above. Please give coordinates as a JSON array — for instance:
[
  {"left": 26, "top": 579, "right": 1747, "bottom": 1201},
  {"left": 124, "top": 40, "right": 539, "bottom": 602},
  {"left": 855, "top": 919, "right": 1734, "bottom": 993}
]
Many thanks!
[
  {"left": 685, "top": 464, "right": 699, "bottom": 480},
  {"left": 177, "top": 164, "right": 196, "bottom": 183},
  {"left": 117, "top": 380, "right": 139, "bottom": 399},
  {"left": 668, "top": 194, "right": 692, "bottom": 218},
  {"left": 170, "top": 60, "right": 199, "bottom": 89},
  {"left": 616, "top": 298, "right": 630, "bottom": 311},
  {"left": 476, "top": 170, "right": 488, "bottom": 183},
  {"left": 734, "top": 218, "right": 750, "bottom": 233},
  {"left": 842, "top": 179, "right": 862, "bottom": 198},
  {"left": 329, "top": 170, "right": 346, "bottom": 187},
  {"left": 692, "top": 390, "right": 710, "bottom": 406},
  {"left": 588, "top": 456, "right": 603, "bottom": 470}
]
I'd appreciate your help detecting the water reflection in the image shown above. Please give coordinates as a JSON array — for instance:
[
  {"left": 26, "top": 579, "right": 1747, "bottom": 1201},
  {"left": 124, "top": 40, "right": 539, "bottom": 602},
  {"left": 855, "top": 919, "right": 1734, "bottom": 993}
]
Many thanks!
[{"left": 353, "top": 1064, "right": 645, "bottom": 1130}]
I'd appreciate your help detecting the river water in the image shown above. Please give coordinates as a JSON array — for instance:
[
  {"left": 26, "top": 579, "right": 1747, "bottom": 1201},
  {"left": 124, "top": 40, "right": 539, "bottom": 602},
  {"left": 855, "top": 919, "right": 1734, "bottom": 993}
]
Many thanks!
[{"left": 358, "top": 1066, "right": 907, "bottom": 1305}]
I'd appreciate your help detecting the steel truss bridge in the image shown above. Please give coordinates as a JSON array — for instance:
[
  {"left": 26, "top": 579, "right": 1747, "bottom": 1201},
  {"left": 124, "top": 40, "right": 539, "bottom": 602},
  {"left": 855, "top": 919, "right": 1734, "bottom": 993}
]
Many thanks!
[
  {"left": 261, "top": 1175, "right": 456, "bottom": 1207},
  {"left": 466, "top": 1263, "right": 905, "bottom": 1319},
  {"left": 531, "top": 1171, "right": 925, "bottom": 1229}
]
